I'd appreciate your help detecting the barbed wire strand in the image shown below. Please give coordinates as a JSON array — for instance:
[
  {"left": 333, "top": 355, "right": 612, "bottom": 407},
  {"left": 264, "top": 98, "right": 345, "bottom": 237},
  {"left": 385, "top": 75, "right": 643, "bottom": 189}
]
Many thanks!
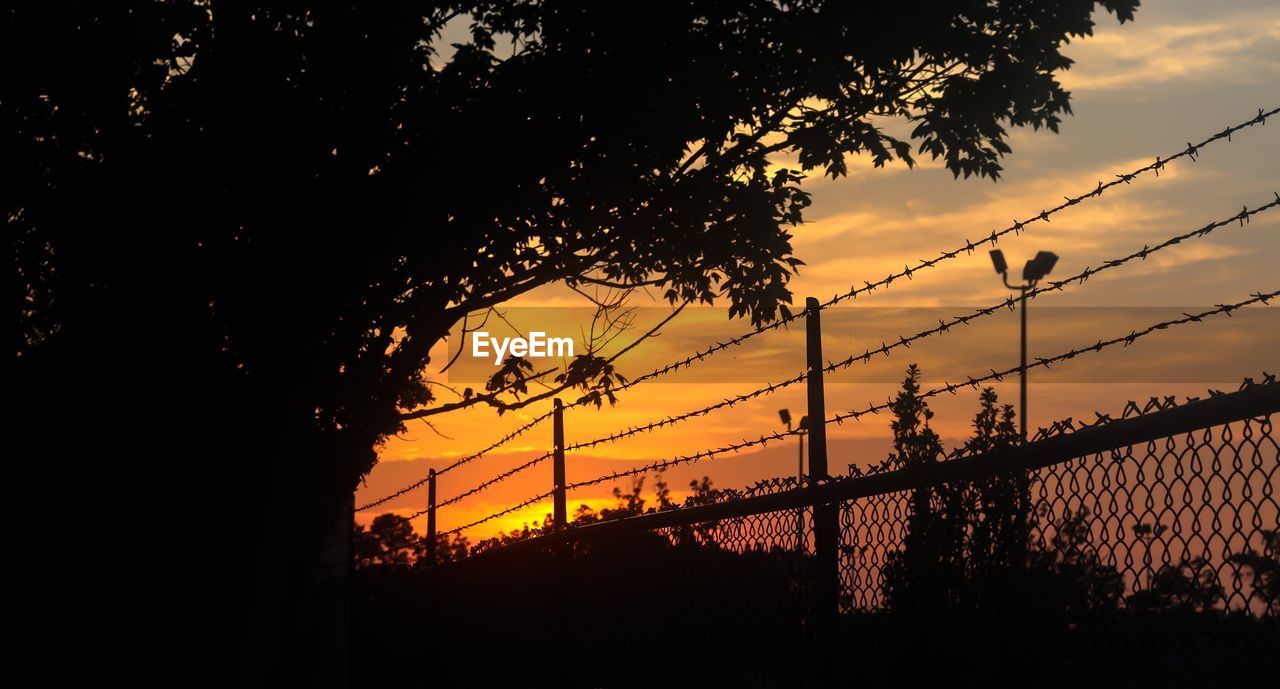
[
  {"left": 356, "top": 408, "right": 556, "bottom": 511},
  {"left": 435, "top": 451, "right": 553, "bottom": 509},
  {"left": 434, "top": 489, "right": 558, "bottom": 536},
  {"left": 439, "top": 287, "right": 1280, "bottom": 535}
]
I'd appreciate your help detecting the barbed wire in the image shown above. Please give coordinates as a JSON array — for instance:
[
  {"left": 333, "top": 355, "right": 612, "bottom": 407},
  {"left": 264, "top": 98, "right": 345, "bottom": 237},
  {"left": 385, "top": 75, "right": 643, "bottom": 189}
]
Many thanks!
[
  {"left": 431, "top": 373, "right": 807, "bottom": 510},
  {"left": 822, "top": 194, "right": 1280, "bottom": 374},
  {"left": 357, "top": 106, "right": 1276, "bottom": 514},
  {"left": 447, "top": 379, "right": 1280, "bottom": 560},
  {"left": 1025, "top": 372, "right": 1276, "bottom": 442},
  {"left": 435, "top": 488, "right": 558, "bottom": 537},
  {"left": 572, "top": 194, "right": 1280, "bottom": 452},
  {"left": 435, "top": 450, "right": 553, "bottom": 509},
  {"left": 826, "top": 289, "right": 1280, "bottom": 426},
  {"left": 427, "top": 288, "right": 1280, "bottom": 536},
  {"left": 578, "top": 106, "right": 1278, "bottom": 398},
  {"left": 355, "top": 407, "right": 556, "bottom": 511},
  {"left": 556, "top": 288, "right": 1280, "bottom": 494},
  {"left": 423, "top": 194, "right": 1279, "bottom": 509},
  {"left": 845, "top": 373, "right": 1277, "bottom": 478}
]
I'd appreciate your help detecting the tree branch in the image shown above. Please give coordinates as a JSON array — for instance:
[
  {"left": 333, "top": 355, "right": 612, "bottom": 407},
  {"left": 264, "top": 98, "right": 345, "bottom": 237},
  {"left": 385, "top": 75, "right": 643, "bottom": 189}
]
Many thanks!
[{"left": 398, "top": 301, "right": 686, "bottom": 420}]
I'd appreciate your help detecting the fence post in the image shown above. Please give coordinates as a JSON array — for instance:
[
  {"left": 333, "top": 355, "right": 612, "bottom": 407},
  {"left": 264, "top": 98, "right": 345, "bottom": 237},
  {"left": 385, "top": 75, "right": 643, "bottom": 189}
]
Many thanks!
[
  {"left": 805, "top": 297, "right": 829, "bottom": 478},
  {"left": 806, "top": 297, "right": 840, "bottom": 649},
  {"left": 426, "top": 468, "right": 437, "bottom": 567},
  {"left": 553, "top": 398, "right": 567, "bottom": 530}
]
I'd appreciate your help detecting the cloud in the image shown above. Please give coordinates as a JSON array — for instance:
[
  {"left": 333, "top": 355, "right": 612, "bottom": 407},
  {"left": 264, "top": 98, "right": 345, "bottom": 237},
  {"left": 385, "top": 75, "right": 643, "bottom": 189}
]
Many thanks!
[
  {"left": 785, "top": 152, "right": 1213, "bottom": 307},
  {"left": 1060, "top": 8, "right": 1280, "bottom": 91}
]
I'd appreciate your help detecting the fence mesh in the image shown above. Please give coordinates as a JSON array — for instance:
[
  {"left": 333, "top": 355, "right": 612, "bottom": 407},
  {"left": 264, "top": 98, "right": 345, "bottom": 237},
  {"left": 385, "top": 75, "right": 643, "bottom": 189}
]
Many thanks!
[
  {"left": 636, "top": 400, "right": 1279, "bottom": 618},
  {"left": 1031, "top": 416, "right": 1279, "bottom": 614}
]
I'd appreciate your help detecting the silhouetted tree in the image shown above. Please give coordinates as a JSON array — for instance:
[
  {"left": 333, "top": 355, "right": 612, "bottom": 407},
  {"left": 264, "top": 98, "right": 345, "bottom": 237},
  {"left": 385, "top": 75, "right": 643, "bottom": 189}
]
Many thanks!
[
  {"left": 601, "top": 476, "right": 650, "bottom": 521},
  {"left": 6, "top": 1, "right": 1140, "bottom": 679},
  {"left": 354, "top": 515, "right": 468, "bottom": 569},
  {"left": 1027, "top": 506, "right": 1124, "bottom": 614},
  {"left": 368, "top": 514, "right": 417, "bottom": 567},
  {"left": 467, "top": 471, "right": 729, "bottom": 552},
  {"left": 412, "top": 531, "right": 471, "bottom": 568},
  {"left": 1128, "top": 557, "right": 1225, "bottom": 613},
  {"left": 685, "top": 477, "right": 725, "bottom": 507},
  {"left": 960, "top": 387, "right": 1028, "bottom": 607},
  {"left": 1230, "top": 529, "right": 1280, "bottom": 616},
  {"left": 881, "top": 372, "right": 1128, "bottom": 617},
  {"left": 571, "top": 503, "right": 603, "bottom": 527},
  {"left": 883, "top": 364, "right": 966, "bottom": 612},
  {"left": 353, "top": 522, "right": 383, "bottom": 570}
]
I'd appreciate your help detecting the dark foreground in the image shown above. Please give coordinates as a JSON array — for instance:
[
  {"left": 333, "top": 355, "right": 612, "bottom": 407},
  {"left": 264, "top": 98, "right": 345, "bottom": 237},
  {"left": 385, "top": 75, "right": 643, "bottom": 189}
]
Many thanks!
[{"left": 353, "top": 532, "right": 1280, "bottom": 688}]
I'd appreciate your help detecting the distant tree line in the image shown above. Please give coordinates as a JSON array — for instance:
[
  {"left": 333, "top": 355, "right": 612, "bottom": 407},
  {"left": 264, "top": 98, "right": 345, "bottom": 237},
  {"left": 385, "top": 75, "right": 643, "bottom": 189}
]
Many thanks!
[{"left": 355, "top": 471, "right": 726, "bottom": 568}]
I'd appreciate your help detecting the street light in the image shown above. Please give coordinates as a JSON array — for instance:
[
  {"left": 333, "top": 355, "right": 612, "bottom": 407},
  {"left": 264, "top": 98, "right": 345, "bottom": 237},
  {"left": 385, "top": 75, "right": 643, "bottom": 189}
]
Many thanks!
[
  {"left": 989, "top": 249, "right": 1059, "bottom": 441},
  {"left": 779, "top": 409, "right": 809, "bottom": 546},
  {"left": 778, "top": 409, "right": 809, "bottom": 483}
]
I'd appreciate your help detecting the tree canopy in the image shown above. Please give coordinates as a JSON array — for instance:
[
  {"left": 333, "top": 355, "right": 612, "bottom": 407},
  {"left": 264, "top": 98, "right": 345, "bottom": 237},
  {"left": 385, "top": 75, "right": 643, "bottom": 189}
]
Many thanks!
[
  {"left": 11, "top": 1, "right": 1138, "bottom": 453},
  {"left": 5, "top": 0, "right": 1138, "bottom": 682}
]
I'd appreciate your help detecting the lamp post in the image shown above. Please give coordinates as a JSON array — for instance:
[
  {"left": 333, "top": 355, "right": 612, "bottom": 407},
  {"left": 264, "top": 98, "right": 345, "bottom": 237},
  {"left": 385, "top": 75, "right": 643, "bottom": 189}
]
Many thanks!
[
  {"left": 778, "top": 408, "right": 809, "bottom": 483},
  {"left": 779, "top": 409, "right": 808, "bottom": 546},
  {"left": 988, "top": 249, "right": 1058, "bottom": 442}
]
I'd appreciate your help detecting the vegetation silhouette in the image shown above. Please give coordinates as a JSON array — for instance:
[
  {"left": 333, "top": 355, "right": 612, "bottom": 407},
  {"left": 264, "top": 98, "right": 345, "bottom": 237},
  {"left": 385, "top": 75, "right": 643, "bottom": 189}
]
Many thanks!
[
  {"left": 860, "top": 366, "right": 1278, "bottom": 687},
  {"left": 8, "top": 0, "right": 1147, "bottom": 682},
  {"left": 354, "top": 366, "right": 1280, "bottom": 687},
  {"left": 353, "top": 514, "right": 470, "bottom": 570},
  {"left": 1230, "top": 529, "right": 1280, "bottom": 615},
  {"left": 880, "top": 363, "right": 971, "bottom": 612},
  {"left": 356, "top": 475, "right": 814, "bottom": 687}
]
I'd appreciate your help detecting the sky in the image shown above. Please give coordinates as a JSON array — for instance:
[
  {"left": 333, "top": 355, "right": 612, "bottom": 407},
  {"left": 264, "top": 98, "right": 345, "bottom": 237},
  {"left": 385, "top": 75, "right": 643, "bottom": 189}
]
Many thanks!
[{"left": 355, "top": 0, "right": 1280, "bottom": 540}]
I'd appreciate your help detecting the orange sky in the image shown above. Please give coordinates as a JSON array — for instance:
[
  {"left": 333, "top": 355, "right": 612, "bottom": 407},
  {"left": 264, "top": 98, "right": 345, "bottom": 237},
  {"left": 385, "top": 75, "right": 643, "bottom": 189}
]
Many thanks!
[{"left": 355, "top": 0, "right": 1280, "bottom": 540}]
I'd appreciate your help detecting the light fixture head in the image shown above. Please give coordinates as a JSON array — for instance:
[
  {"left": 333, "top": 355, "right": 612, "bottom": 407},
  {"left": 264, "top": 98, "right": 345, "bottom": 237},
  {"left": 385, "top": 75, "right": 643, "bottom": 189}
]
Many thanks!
[
  {"left": 989, "top": 249, "right": 1008, "bottom": 274},
  {"left": 1023, "top": 251, "right": 1059, "bottom": 281}
]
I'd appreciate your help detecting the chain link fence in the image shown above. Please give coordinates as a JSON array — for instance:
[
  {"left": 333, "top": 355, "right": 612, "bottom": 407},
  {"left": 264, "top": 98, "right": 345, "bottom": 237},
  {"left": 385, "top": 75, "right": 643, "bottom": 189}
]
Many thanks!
[
  {"left": 359, "top": 381, "right": 1280, "bottom": 686},
  {"left": 618, "top": 380, "right": 1280, "bottom": 618}
]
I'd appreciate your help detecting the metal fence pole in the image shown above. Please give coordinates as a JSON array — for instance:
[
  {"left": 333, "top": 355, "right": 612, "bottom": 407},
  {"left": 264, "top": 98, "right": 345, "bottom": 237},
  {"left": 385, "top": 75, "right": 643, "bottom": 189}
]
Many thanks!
[
  {"left": 553, "top": 398, "right": 567, "bottom": 530},
  {"left": 805, "top": 297, "right": 830, "bottom": 478},
  {"left": 549, "top": 398, "right": 571, "bottom": 657},
  {"left": 806, "top": 297, "right": 840, "bottom": 648},
  {"left": 426, "top": 468, "right": 437, "bottom": 567},
  {"left": 1020, "top": 286, "right": 1029, "bottom": 442}
]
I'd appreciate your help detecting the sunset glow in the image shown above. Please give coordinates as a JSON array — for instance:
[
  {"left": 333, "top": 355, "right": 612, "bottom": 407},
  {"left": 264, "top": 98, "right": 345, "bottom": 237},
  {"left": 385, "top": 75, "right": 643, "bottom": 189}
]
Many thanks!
[{"left": 357, "top": 0, "right": 1280, "bottom": 541}]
